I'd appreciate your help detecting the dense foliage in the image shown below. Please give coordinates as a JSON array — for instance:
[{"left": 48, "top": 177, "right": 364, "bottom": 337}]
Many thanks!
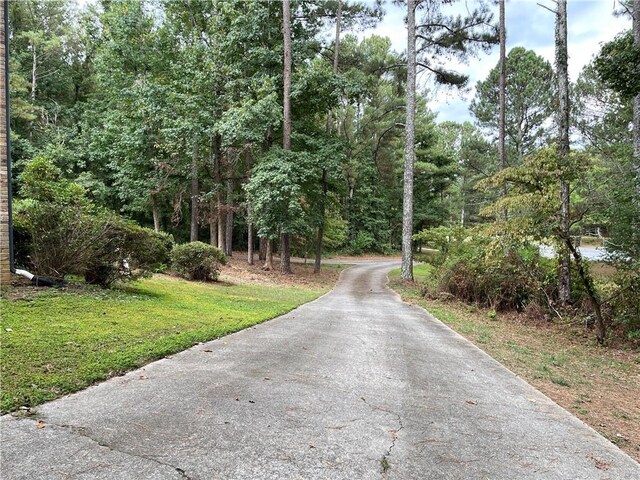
[
  {"left": 14, "top": 157, "right": 169, "bottom": 286},
  {"left": 170, "top": 242, "right": 226, "bottom": 281},
  {"left": 5, "top": 0, "right": 638, "bottom": 341}
]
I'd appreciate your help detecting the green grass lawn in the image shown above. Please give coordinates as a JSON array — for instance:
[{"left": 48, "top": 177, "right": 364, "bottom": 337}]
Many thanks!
[{"left": 1, "top": 274, "right": 330, "bottom": 413}]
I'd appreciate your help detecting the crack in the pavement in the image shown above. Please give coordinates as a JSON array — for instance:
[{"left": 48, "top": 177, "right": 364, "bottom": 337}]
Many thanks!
[
  {"left": 47, "top": 421, "right": 194, "bottom": 479},
  {"left": 359, "top": 397, "right": 404, "bottom": 478}
]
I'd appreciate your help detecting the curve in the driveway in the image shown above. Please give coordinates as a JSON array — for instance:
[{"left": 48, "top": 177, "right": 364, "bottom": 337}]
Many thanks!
[{"left": 1, "top": 261, "right": 638, "bottom": 479}]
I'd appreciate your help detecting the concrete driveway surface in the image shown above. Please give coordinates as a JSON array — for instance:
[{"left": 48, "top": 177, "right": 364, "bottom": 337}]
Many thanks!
[{"left": 2, "top": 261, "right": 638, "bottom": 479}]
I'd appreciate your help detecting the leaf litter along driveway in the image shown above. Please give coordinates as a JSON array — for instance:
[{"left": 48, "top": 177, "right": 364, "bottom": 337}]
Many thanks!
[{"left": 2, "top": 261, "right": 639, "bottom": 479}]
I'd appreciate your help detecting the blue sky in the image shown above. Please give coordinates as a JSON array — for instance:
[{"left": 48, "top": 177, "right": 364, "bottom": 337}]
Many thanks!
[{"left": 363, "top": 0, "right": 632, "bottom": 124}]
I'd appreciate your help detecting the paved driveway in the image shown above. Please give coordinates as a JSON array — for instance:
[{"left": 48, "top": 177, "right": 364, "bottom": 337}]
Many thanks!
[{"left": 2, "top": 261, "right": 638, "bottom": 479}]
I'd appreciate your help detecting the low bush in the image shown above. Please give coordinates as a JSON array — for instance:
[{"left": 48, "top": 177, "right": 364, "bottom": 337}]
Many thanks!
[
  {"left": 171, "top": 242, "right": 226, "bottom": 281},
  {"left": 605, "top": 261, "right": 640, "bottom": 342},
  {"left": 14, "top": 156, "right": 170, "bottom": 286},
  {"left": 346, "top": 231, "right": 376, "bottom": 255},
  {"left": 84, "top": 218, "right": 173, "bottom": 287},
  {"left": 414, "top": 227, "right": 556, "bottom": 312}
]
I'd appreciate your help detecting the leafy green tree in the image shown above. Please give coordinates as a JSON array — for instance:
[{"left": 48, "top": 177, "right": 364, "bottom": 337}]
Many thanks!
[
  {"left": 593, "top": 21, "right": 640, "bottom": 261},
  {"left": 470, "top": 47, "right": 556, "bottom": 163},
  {"left": 245, "top": 149, "right": 322, "bottom": 267},
  {"left": 8, "top": 0, "right": 91, "bottom": 171},
  {"left": 434, "top": 121, "right": 497, "bottom": 227},
  {"left": 483, "top": 148, "right": 607, "bottom": 343},
  {"left": 593, "top": 30, "right": 640, "bottom": 100}
]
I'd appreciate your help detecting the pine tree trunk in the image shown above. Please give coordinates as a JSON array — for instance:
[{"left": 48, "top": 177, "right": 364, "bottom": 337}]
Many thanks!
[
  {"left": 498, "top": 0, "right": 508, "bottom": 220},
  {"left": 190, "top": 148, "right": 199, "bottom": 242},
  {"left": 217, "top": 204, "right": 225, "bottom": 252},
  {"left": 633, "top": 0, "right": 640, "bottom": 255},
  {"left": 210, "top": 141, "right": 218, "bottom": 247},
  {"left": 325, "top": 0, "right": 342, "bottom": 136},
  {"left": 314, "top": 169, "right": 328, "bottom": 274},
  {"left": 213, "top": 134, "right": 225, "bottom": 252},
  {"left": 29, "top": 42, "right": 36, "bottom": 141},
  {"left": 282, "top": 0, "right": 292, "bottom": 152},
  {"left": 31, "top": 42, "right": 37, "bottom": 104},
  {"left": 555, "top": 0, "right": 571, "bottom": 305},
  {"left": 560, "top": 232, "right": 606, "bottom": 344},
  {"left": 0, "top": 2, "right": 12, "bottom": 286},
  {"left": 280, "top": 232, "right": 292, "bottom": 275},
  {"left": 280, "top": 0, "right": 293, "bottom": 275},
  {"left": 225, "top": 178, "right": 233, "bottom": 256},
  {"left": 401, "top": 0, "right": 416, "bottom": 282}
]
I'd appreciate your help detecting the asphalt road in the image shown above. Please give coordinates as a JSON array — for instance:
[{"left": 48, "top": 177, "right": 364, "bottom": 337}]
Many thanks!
[{"left": 2, "top": 261, "right": 638, "bottom": 479}]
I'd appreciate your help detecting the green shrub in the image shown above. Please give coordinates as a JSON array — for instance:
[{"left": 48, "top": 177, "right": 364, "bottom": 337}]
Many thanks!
[
  {"left": 13, "top": 157, "right": 104, "bottom": 278},
  {"left": 14, "top": 156, "right": 170, "bottom": 286},
  {"left": 608, "top": 262, "right": 640, "bottom": 340},
  {"left": 84, "top": 218, "right": 172, "bottom": 287},
  {"left": 414, "top": 227, "right": 556, "bottom": 312},
  {"left": 171, "top": 242, "right": 226, "bottom": 281},
  {"left": 347, "top": 231, "right": 376, "bottom": 255}
]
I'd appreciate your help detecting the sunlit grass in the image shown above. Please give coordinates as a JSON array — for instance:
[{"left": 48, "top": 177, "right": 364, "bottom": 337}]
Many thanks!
[{"left": 0, "top": 274, "right": 330, "bottom": 412}]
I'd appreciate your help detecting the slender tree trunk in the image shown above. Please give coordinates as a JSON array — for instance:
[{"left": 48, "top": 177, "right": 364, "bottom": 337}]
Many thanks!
[
  {"left": 151, "top": 194, "right": 160, "bottom": 233},
  {"left": 560, "top": 232, "right": 606, "bottom": 344},
  {"left": 401, "top": 0, "right": 416, "bottom": 282},
  {"left": 213, "top": 134, "right": 225, "bottom": 252},
  {"left": 325, "top": 0, "right": 341, "bottom": 136},
  {"left": 314, "top": 169, "right": 328, "bottom": 274},
  {"left": 247, "top": 222, "right": 254, "bottom": 265},
  {"left": 190, "top": 148, "right": 199, "bottom": 242},
  {"left": 29, "top": 42, "right": 36, "bottom": 141},
  {"left": 246, "top": 148, "right": 254, "bottom": 265},
  {"left": 31, "top": 42, "right": 37, "bottom": 104},
  {"left": 225, "top": 178, "right": 233, "bottom": 256},
  {"left": 263, "top": 239, "right": 274, "bottom": 271},
  {"left": 556, "top": 0, "right": 571, "bottom": 305},
  {"left": 0, "top": 2, "right": 12, "bottom": 286},
  {"left": 217, "top": 202, "right": 225, "bottom": 252},
  {"left": 259, "top": 237, "right": 267, "bottom": 262},
  {"left": 633, "top": 0, "right": 640, "bottom": 255},
  {"left": 209, "top": 143, "right": 217, "bottom": 247},
  {"left": 498, "top": 0, "right": 508, "bottom": 220},
  {"left": 209, "top": 215, "right": 217, "bottom": 246},
  {"left": 258, "top": 127, "right": 272, "bottom": 264},
  {"left": 280, "top": 0, "right": 293, "bottom": 274},
  {"left": 315, "top": 1, "right": 342, "bottom": 274}
]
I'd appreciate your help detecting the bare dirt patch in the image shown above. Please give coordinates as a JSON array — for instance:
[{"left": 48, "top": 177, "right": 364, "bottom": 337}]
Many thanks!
[{"left": 219, "top": 253, "right": 344, "bottom": 289}]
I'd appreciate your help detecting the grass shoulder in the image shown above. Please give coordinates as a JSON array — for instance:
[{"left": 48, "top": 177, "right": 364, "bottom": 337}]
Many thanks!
[
  {"left": 0, "top": 258, "right": 343, "bottom": 413},
  {"left": 389, "top": 264, "right": 640, "bottom": 463}
]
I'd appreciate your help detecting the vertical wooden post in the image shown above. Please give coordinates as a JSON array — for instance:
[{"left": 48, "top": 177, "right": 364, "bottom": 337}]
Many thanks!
[{"left": 0, "top": 1, "right": 12, "bottom": 286}]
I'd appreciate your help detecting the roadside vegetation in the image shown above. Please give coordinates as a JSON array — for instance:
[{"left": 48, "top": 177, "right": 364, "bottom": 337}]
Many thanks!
[
  {"left": 389, "top": 264, "right": 640, "bottom": 462},
  {"left": 1, "top": 0, "right": 638, "bottom": 457},
  {"left": 0, "top": 260, "right": 343, "bottom": 413}
]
